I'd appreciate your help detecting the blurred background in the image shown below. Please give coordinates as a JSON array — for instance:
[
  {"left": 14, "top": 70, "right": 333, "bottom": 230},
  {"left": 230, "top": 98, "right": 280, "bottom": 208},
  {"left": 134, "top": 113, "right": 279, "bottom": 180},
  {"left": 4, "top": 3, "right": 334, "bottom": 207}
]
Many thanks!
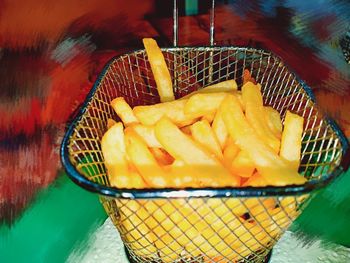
[{"left": 0, "top": 0, "right": 349, "bottom": 262}]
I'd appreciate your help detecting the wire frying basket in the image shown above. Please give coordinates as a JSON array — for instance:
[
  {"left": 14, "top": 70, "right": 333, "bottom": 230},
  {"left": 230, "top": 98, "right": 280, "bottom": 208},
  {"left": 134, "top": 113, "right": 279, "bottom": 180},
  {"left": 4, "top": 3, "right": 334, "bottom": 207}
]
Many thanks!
[{"left": 61, "top": 1, "right": 349, "bottom": 262}]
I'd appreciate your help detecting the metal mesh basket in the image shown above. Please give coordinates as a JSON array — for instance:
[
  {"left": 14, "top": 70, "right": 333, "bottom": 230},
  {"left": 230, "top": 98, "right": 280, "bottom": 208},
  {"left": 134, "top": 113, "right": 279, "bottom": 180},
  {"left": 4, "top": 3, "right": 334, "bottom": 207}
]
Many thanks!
[{"left": 61, "top": 45, "right": 349, "bottom": 263}]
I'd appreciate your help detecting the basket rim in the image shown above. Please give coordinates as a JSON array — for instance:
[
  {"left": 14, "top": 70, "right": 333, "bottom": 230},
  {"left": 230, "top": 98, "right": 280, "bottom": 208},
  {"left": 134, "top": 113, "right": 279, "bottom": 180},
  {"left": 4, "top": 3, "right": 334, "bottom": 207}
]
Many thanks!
[{"left": 60, "top": 45, "right": 349, "bottom": 199}]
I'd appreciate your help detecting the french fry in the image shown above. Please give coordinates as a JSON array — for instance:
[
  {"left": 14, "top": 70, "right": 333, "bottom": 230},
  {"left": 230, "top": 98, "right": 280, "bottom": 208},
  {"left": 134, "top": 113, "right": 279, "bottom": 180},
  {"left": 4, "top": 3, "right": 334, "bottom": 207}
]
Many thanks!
[
  {"left": 101, "top": 122, "right": 127, "bottom": 185},
  {"left": 245, "top": 198, "right": 276, "bottom": 220},
  {"left": 243, "top": 172, "right": 268, "bottom": 187},
  {"left": 201, "top": 112, "right": 216, "bottom": 123},
  {"left": 111, "top": 97, "right": 138, "bottom": 126},
  {"left": 231, "top": 151, "right": 255, "bottom": 178},
  {"left": 223, "top": 138, "right": 240, "bottom": 168},
  {"left": 119, "top": 200, "right": 157, "bottom": 257},
  {"left": 133, "top": 99, "right": 196, "bottom": 127},
  {"left": 180, "top": 125, "right": 192, "bottom": 135},
  {"left": 234, "top": 220, "right": 272, "bottom": 258},
  {"left": 265, "top": 106, "right": 283, "bottom": 139},
  {"left": 242, "top": 82, "right": 280, "bottom": 153},
  {"left": 155, "top": 117, "right": 218, "bottom": 165},
  {"left": 154, "top": 117, "right": 240, "bottom": 187},
  {"left": 124, "top": 128, "right": 171, "bottom": 188},
  {"left": 169, "top": 159, "right": 241, "bottom": 188},
  {"left": 143, "top": 38, "right": 175, "bottom": 102},
  {"left": 212, "top": 101, "right": 228, "bottom": 149},
  {"left": 280, "top": 110, "right": 304, "bottom": 170},
  {"left": 149, "top": 147, "right": 174, "bottom": 166},
  {"left": 101, "top": 122, "right": 146, "bottom": 188},
  {"left": 130, "top": 123, "right": 162, "bottom": 148},
  {"left": 106, "top": 118, "right": 116, "bottom": 129},
  {"left": 184, "top": 92, "right": 229, "bottom": 119},
  {"left": 190, "top": 119, "right": 223, "bottom": 160},
  {"left": 221, "top": 95, "right": 307, "bottom": 186},
  {"left": 182, "top": 79, "right": 238, "bottom": 99},
  {"left": 236, "top": 92, "right": 244, "bottom": 110}
]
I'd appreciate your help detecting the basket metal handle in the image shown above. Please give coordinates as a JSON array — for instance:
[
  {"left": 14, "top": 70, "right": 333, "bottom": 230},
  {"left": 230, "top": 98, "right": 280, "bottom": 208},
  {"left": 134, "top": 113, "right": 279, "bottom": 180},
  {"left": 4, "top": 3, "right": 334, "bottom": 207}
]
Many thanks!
[{"left": 173, "top": 0, "right": 216, "bottom": 47}]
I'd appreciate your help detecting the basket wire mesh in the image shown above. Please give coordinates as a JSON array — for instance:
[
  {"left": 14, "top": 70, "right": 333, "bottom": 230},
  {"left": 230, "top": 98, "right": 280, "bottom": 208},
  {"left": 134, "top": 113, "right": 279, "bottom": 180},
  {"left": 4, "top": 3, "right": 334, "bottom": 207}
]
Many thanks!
[{"left": 61, "top": 1, "right": 349, "bottom": 263}]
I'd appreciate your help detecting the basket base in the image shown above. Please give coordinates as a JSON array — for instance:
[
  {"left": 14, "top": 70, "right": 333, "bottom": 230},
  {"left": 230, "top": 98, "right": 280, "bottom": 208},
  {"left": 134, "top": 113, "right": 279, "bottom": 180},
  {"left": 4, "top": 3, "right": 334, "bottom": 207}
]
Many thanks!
[{"left": 124, "top": 246, "right": 273, "bottom": 263}]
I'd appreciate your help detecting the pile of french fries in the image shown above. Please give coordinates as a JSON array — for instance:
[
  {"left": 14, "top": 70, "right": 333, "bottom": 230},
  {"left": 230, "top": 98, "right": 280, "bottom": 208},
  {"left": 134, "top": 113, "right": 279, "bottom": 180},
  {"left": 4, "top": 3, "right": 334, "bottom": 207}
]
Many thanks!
[
  {"left": 101, "top": 38, "right": 307, "bottom": 261},
  {"left": 102, "top": 38, "right": 306, "bottom": 189}
]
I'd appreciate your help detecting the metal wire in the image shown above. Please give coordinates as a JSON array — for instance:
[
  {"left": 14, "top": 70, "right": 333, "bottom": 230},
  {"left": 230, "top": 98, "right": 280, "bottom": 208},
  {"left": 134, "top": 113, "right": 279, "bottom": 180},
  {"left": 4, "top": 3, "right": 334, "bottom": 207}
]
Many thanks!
[{"left": 173, "top": 0, "right": 178, "bottom": 47}]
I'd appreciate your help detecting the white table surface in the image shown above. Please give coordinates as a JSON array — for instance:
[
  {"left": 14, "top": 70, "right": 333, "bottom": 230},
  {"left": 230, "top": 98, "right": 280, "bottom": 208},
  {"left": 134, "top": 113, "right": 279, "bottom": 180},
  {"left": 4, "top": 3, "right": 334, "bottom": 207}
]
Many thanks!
[{"left": 68, "top": 218, "right": 350, "bottom": 263}]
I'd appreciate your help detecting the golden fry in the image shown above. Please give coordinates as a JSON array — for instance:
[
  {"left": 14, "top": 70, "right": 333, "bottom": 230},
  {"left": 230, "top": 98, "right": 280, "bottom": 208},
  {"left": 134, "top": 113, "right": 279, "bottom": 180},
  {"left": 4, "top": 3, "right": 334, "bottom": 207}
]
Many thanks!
[
  {"left": 212, "top": 101, "right": 228, "bottom": 149},
  {"left": 180, "top": 125, "right": 192, "bottom": 135},
  {"left": 133, "top": 99, "right": 196, "bottom": 127},
  {"left": 130, "top": 124, "right": 162, "bottom": 148},
  {"left": 101, "top": 122, "right": 145, "bottom": 188},
  {"left": 111, "top": 97, "right": 138, "bottom": 125},
  {"left": 201, "top": 112, "right": 216, "bottom": 124},
  {"left": 265, "top": 106, "right": 283, "bottom": 139},
  {"left": 242, "top": 82, "right": 280, "bottom": 152},
  {"left": 182, "top": 79, "right": 238, "bottom": 99},
  {"left": 243, "top": 172, "right": 268, "bottom": 187},
  {"left": 223, "top": 138, "right": 240, "bottom": 169},
  {"left": 143, "top": 38, "right": 174, "bottom": 102},
  {"left": 106, "top": 118, "right": 117, "bottom": 129},
  {"left": 231, "top": 151, "right": 255, "bottom": 178},
  {"left": 221, "top": 95, "right": 306, "bottom": 186},
  {"left": 155, "top": 117, "right": 239, "bottom": 187},
  {"left": 124, "top": 128, "right": 170, "bottom": 188},
  {"left": 155, "top": 117, "right": 218, "bottom": 165},
  {"left": 149, "top": 147, "right": 174, "bottom": 166},
  {"left": 190, "top": 119, "right": 223, "bottom": 160},
  {"left": 184, "top": 92, "right": 229, "bottom": 119},
  {"left": 119, "top": 200, "right": 157, "bottom": 257},
  {"left": 280, "top": 110, "right": 304, "bottom": 170}
]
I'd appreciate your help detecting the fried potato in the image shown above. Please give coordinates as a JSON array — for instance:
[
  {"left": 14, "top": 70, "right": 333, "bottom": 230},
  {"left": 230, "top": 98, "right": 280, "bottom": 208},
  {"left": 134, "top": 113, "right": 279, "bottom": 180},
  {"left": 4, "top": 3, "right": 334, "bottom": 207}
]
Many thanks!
[
  {"left": 101, "top": 122, "right": 127, "bottom": 187},
  {"left": 180, "top": 125, "right": 192, "bottom": 135},
  {"left": 124, "top": 128, "right": 170, "bottom": 188},
  {"left": 221, "top": 95, "right": 306, "bottom": 186},
  {"left": 106, "top": 118, "right": 117, "bottom": 129},
  {"left": 223, "top": 139, "right": 240, "bottom": 169},
  {"left": 184, "top": 92, "right": 229, "bottom": 119},
  {"left": 155, "top": 117, "right": 239, "bottom": 187},
  {"left": 111, "top": 97, "right": 138, "bottom": 126},
  {"left": 133, "top": 99, "right": 196, "bottom": 127},
  {"left": 190, "top": 119, "right": 223, "bottom": 160},
  {"left": 242, "top": 82, "right": 280, "bottom": 153},
  {"left": 119, "top": 200, "right": 157, "bottom": 257},
  {"left": 143, "top": 38, "right": 174, "bottom": 102},
  {"left": 265, "top": 106, "right": 283, "bottom": 139},
  {"left": 101, "top": 122, "right": 146, "bottom": 188},
  {"left": 212, "top": 101, "right": 228, "bottom": 149},
  {"left": 245, "top": 198, "right": 276, "bottom": 220},
  {"left": 243, "top": 172, "right": 268, "bottom": 187},
  {"left": 182, "top": 79, "right": 238, "bottom": 99},
  {"left": 149, "top": 147, "right": 174, "bottom": 166},
  {"left": 231, "top": 151, "right": 255, "bottom": 178},
  {"left": 129, "top": 123, "right": 162, "bottom": 148},
  {"left": 155, "top": 117, "right": 218, "bottom": 165},
  {"left": 280, "top": 110, "right": 304, "bottom": 170},
  {"left": 201, "top": 112, "right": 216, "bottom": 123},
  {"left": 168, "top": 161, "right": 238, "bottom": 188}
]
